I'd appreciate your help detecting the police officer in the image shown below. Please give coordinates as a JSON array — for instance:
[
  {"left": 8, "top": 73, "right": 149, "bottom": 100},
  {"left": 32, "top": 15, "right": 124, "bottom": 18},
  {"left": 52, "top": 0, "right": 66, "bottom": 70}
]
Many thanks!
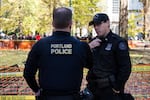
[
  {"left": 86, "top": 13, "right": 132, "bottom": 100},
  {"left": 23, "top": 7, "right": 93, "bottom": 100}
]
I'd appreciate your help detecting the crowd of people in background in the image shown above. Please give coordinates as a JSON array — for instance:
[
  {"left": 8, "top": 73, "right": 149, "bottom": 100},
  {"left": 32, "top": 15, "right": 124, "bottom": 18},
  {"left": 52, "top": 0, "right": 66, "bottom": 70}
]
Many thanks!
[
  {"left": 0, "top": 31, "right": 94, "bottom": 42},
  {"left": 0, "top": 32, "right": 47, "bottom": 41}
]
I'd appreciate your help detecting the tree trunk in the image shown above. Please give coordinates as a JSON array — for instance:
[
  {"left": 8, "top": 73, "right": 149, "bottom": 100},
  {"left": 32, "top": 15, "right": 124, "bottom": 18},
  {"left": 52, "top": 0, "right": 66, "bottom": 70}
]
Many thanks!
[
  {"left": 143, "top": 0, "right": 146, "bottom": 39},
  {"left": 0, "top": 0, "right": 2, "bottom": 31},
  {"left": 119, "top": 0, "right": 128, "bottom": 39}
]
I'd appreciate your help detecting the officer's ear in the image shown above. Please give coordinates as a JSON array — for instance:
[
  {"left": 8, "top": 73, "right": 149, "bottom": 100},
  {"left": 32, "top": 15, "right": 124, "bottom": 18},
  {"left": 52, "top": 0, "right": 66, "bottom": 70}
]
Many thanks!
[
  {"left": 68, "top": 20, "right": 73, "bottom": 29},
  {"left": 106, "top": 20, "right": 110, "bottom": 28},
  {"left": 69, "top": 20, "right": 73, "bottom": 26},
  {"left": 52, "top": 21, "right": 55, "bottom": 27}
]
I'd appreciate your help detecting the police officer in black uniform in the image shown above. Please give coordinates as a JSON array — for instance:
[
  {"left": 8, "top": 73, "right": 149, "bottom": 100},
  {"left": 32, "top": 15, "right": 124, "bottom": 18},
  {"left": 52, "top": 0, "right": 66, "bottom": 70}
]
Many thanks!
[
  {"left": 86, "top": 13, "right": 132, "bottom": 100},
  {"left": 23, "top": 7, "right": 93, "bottom": 100}
]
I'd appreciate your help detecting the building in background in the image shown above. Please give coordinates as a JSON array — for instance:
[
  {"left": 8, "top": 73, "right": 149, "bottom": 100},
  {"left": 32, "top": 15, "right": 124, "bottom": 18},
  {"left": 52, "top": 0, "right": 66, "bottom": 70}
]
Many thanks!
[
  {"left": 102, "top": 0, "right": 120, "bottom": 34},
  {"left": 107, "top": 0, "right": 120, "bottom": 34},
  {"left": 103, "top": 0, "right": 145, "bottom": 36}
]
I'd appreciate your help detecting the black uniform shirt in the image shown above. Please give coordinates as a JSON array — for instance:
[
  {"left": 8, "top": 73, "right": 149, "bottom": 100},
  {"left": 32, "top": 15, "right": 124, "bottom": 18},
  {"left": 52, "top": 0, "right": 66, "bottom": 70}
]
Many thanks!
[
  {"left": 89, "top": 30, "right": 131, "bottom": 90},
  {"left": 23, "top": 31, "right": 93, "bottom": 93}
]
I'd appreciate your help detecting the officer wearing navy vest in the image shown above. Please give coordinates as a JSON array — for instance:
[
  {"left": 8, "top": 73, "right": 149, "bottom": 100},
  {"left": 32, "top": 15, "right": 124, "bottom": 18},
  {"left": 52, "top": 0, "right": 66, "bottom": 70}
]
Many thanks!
[
  {"left": 86, "top": 13, "right": 132, "bottom": 100},
  {"left": 23, "top": 7, "right": 93, "bottom": 100}
]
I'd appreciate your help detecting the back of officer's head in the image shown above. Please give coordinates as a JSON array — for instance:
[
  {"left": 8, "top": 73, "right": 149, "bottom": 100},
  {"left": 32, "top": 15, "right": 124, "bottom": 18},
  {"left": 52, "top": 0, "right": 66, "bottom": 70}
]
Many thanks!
[{"left": 53, "top": 7, "right": 72, "bottom": 29}]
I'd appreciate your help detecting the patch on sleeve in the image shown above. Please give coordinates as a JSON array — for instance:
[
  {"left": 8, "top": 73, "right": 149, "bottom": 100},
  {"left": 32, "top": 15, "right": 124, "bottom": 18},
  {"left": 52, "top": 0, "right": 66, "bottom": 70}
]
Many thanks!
[{"left": 118, "top": 42, "right": 127, "bottom": 50}]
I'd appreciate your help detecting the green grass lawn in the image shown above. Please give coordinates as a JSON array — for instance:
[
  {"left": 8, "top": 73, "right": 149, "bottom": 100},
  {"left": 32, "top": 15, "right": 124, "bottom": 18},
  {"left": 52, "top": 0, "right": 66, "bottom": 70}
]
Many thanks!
[{"left": 0, "top": 50, "right": 29, "bottom": 67}]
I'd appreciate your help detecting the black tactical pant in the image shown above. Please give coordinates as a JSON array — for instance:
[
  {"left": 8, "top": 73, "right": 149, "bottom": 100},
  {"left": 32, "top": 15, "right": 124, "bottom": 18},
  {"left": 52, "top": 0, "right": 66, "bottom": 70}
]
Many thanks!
[
  {"left": 35, "top": 89, "right": 81, "bottom": 100},
  {"left": 35, "top": 95, "right": 81, "bottom": 100},
  {"left": 87, "top": 79, "right": 122, "bottom": 100},
  {"left": 35, "top": 91, "right": 81, "bottom": 100},
  {"left": 89, "top": 86, "right": 134, "bottom": 100},
  {"left": 89, "top": 86, "right": 121, "bottom": 100}
]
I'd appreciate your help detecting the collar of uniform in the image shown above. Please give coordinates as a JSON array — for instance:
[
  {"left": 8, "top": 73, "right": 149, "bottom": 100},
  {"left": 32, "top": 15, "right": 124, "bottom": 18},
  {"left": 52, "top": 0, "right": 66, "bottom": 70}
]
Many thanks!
[
  {"left": 105, "top": 30, "right": 113, "bottom": 41},
  {"left": 53, "top": 31, "right": 71, "bottom": 36},
  {"left": 98, "top": 31, "right": 111, "bottom": 42}
]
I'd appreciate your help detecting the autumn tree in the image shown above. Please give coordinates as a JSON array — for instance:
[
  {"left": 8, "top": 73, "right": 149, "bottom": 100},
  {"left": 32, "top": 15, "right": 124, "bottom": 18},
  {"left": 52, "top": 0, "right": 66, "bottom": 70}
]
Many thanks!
[
  {"left": 1, "top": 0, "right": 100, "bottom": 36},
  {"left": 119, "top": 0, "right": 128, "bottom": 39}
]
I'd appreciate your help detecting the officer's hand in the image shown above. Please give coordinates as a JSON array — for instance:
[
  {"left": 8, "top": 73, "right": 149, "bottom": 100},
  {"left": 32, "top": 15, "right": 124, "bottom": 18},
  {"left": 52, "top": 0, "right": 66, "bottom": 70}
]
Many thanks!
[
  {"left": 89, "top": 38, "right": 101, "bottom": 49},
  {"left": 112, "top": 88, "right": 120, "bottom": 94},
  {"left": 35, "top": 89, "right": 40, "bottom": 96}
]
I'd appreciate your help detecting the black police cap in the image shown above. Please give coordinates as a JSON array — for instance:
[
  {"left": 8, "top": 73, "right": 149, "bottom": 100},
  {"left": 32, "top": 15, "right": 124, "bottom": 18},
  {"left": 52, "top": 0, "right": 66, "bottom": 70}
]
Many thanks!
[{"left": 89, "top": 13, "right": 109, "bottom": 26}]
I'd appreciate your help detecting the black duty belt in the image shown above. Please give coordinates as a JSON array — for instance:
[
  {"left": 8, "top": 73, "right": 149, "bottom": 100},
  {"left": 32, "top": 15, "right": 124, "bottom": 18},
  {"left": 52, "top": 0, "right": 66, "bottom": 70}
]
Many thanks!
[
  {"left": 89, "top": 75, "right": 116, "bottom": 88},
  {"left": 41, "top": 89, "right": 79, "bottom": 96},
  {"left": 96, "top": 77, "right": 110, "bottom": 88}
]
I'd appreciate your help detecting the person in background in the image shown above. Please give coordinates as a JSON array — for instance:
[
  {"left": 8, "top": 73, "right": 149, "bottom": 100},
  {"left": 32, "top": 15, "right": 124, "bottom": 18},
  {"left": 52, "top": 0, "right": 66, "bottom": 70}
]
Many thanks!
[
  {"left": 35, "top": 33, "right": 41, "bottom": 40},
  {"left": 23, "top": 7, "right": 93, "bottom": 100},
  {"left": 86, "top": 13, "right": 132, "bottom": 100}
]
